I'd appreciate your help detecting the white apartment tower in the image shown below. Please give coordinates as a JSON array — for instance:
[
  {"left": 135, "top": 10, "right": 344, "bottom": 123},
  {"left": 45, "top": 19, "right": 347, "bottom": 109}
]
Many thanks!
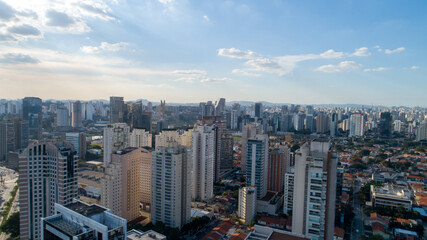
[
  {"left": 151, "top": 144, "right": 192, "bottom": 228},
  {"left": 291, "top": 139, "right": 337, "bottom": 240},
  {"left": 238, "top": 186, "right": 257, "bottom": 224},
  {"left": 192, "top": 124, "right": 215, "bottom": 200},
  {"left": 19, "top": 141, "right": 78, "bottom": 240},
  {"left": 246, "top": 134, "right": 269, "bottom": 199},
  {"left": 130, "top": 128, "right": 152, "bottom": 148},
  {"left": 349, "top": 113, "right": 364, "bottom": 137}
]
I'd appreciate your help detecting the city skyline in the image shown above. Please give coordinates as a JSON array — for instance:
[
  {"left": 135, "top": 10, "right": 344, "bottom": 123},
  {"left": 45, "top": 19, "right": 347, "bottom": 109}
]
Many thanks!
[{"left": 1, "top": 0, "right": 426, "bottom": 106}]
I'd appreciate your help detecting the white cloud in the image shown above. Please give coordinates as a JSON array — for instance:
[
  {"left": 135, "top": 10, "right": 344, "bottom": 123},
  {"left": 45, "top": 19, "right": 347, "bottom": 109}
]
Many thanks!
[
  {"left": 411, "top": 65, "right": 419, "bottom": 70},
  {"left": 231, "top": 69, "right": 261, "bottom": 77},
  {"left": 315, "top": 61, "right": 362, "bottom": 73},
  {"left": 363, "top": 67, "right": 389, "bottom": 72},
  {"left": 200, "top": 77, "right": 229, "bottom": 83},
  {"left": 217, "top": 48, "right": 259, "bottom": 59},
  {"left": 203, "top": 15, "right": 209, "bottom": 21},
  {"left": 319, "top": 49, "right": 346, "bottom": 58},
  {"left": 385, "top": 47, "right": 405, "bottom": 54},
  {"left": 158, "top": 0, "right": 174, "bottom": 4},
  {"left": 81, "top": 42, "right": 129, "bottom": 53},
  {"left": 352, "top": 47, "right": 371, "bottom": 57}
]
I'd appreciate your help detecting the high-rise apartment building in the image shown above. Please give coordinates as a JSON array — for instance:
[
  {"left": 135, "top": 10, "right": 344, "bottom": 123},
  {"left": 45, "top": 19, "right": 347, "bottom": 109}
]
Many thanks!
[
  {"left": 416, "top": 121, "right": 427, "bottom": 141},
  {"left": 192, "top": 125, "right": 215, "bottom": 200},
  {"left": 330, "top": 113, "right": 338, "bottom": 137},
  {"left": 56, "top": 107, "right": 69, "bottom": 127},
  {"left": 22, "top": 97, "right": 42, "bottom": 139},
  {"left": 246, "top": 134, "right": 269, "bottom": 199},
  {"left": 349, "top": 113, "right": 364, "bottom": 137},
  {"left": 19, "top": 141, "right": 78, "bottom": 240},
  {"left": 102, "top": 147, "right": 146, "bottom": 221},
  {"left": 130, "top": 128, "right": 152, "bottom": 148},
  {"left": 305, "top": 114, "right": 315, "bottom": 132},
  {"left": 283, "top": 168, "right": 295, "bottom": 213},
  {"left": 110, "top": 96, "right": 125, "bottom": 123},
  {"left": 71, "top": 101, "right": 83, "bottom": 128},
  {"left": 214, "top": 98, "right": 226, "bottom": 117},
  {"left": 241, "top": 122, "right": 262, "bottom": 174},
  {"left": 0, "top": 118, "right": 28, "bottom": 161},
  {"left": 379, "top": 112, "right": 392, "bottom": 137},
  {"left": 238, "top": 186, "right": 257, "bottom": 224},
  {"left": 103, "top": 123, "right": 130, "bottom": 166},
  {"left": 291, "top": 140, "right": 337, "bottom": 240},
  {"left": 151, "top": 145, "right": 191, "bottom": 228},
  {"left": 315, "top": 113, "right": 329, "bottom": 133},
  {"left": 65, "top": 132, "right": 86, "bottom": 159},
  {"left": 267, "top": 147, "right": 290, "bottom": 192},
  {"left": 140, "top": 148, "right": 152, "bottom": 210}
]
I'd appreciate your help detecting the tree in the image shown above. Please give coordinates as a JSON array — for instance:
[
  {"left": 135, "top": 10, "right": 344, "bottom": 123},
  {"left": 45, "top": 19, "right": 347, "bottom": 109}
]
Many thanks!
[
  {"left": 0, "top": 212, "right": 20, "bottom": 237},
  {"left": 360, "top": 149, "right": 370, "bottom": 156}
]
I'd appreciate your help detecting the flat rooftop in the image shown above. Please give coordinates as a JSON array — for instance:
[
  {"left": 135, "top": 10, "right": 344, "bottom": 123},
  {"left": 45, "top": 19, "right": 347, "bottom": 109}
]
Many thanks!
[
  {"left": 46, "top": 216, "right": 85, "bottom": 236},
  {"left": 65, "top": 201, "right": 107, "bottom": 217}
]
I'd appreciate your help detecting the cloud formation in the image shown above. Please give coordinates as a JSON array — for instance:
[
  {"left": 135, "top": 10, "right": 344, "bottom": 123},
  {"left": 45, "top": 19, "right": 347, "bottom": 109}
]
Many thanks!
[
  {"left": 0, "top": 0, "right": 15, "bottom": 21},
  {"left": 352, "top": 47, "right": 371, "bottom": 56},
  {"left": 8, "top": 24, "right": 41, "bottom": 36},
  {"left": 385, "top": 47, "right": 405, "bottom": 54},
  {"left": 231, "top": 69, "right": 261, "bottom": 77},
  {"left": 0, "top": 53, "right": 40, "bottom": 64},
  {"left": 218, "top": 48, "right": 259, "bottom": 59},
  {"left": 79, "top": 3, "right": 115, "bottom": 21},
  {"left": 363, "top": 67, "right": 389, "bottom": 72},
  {"left": 81, "top": 42, "right": 129, "bottom": 53},
  {"left": 315, "top": 61, "right": 362, "bottom": 73},
  {"left": 411, "top": 65, "right": 419, "bottom": 70},
  {"left": 46, "top": 10, "right": 76, "bottom": 27}
]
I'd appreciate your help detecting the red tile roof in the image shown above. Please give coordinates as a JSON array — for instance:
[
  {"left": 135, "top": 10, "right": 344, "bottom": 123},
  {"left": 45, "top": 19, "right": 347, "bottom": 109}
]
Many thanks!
[
  {"left": 201, "top": 231, "right": 221, "bottom": 240},
  {"left": 229, "top": 233, "right": 247, "bottom": 240},
  {"left": 334, "top": 227, "right": 345, "bottom": 238},
  {"left": 372, "top": 222, "right": 385, "bottom": 233}
]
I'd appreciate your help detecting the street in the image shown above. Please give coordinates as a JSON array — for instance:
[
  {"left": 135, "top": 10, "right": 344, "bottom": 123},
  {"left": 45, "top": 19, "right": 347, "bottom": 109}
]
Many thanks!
[{"left": 351, "top": 179, "right": 365, "bottom": 240}]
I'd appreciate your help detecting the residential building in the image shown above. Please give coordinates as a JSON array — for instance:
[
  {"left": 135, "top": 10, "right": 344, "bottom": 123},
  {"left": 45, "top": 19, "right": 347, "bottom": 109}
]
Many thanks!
[
  {"left": 129, "top": 128, "right": 152, "bottom": 148},
  {"left": 102, "top": 147, "right": 147, "bottom": 221},
  {"left": 283, "top": 168, "right": 294, "bottom": 213},
  {"left": 246, "top": 225, "right": 309, "bottom": 240},
  {"left": 151, "top": 145, "right": 192, "bottom": 228},
  {"left": 192, "top": 124, "right": 215, "bottom": 200},
  {"left": 41, "top": 200, "right": 127, "bottom": 240},
  {"left": 349, "top": 113, "right": 364, "bottom": 137},
  {"left": 246, "top": 134, "right": 269, "bottom": 199},
  {"left": 237, "top": 186, "right": 256, "bottom": 224},
  {"left": 292, "top": 139, "right": 337, "bottom": 240},
  {"left": 71, "top": 101, "right": 83, "bottom": 128},
  {"left": 267, "top": 147, "right": 289, "bottom": 192},
  {"left": 22, "top": 97, "right": 42, "bottom": 139},
  {"left": 255, "top": 102, "right": 263, "bottom": 118},
  {"left": 103, "top": 123, "right": 130, "bottom": 167},
  {"left": 19, "top": 141, "right": 78, "bottom": 240},
  {"left": 56, "top": 107, "right": 69, "bottom": 127},
  {"left": 315, "top": 113, "right": 329, "bottom": 133},
  {"left": 0, "top": 118, "right": 28, "bottom": 161},
  {"left": 241, "top": 122, "right": 262, "bottom": 174},
  {"left": 416, "top": 120, "right": 427, "bottom": 141}
]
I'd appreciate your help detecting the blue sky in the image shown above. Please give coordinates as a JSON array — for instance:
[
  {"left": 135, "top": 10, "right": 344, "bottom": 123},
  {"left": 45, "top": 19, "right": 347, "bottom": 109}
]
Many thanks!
[{"left": 0, "top": 0, "right": 426, "bottom": 106}]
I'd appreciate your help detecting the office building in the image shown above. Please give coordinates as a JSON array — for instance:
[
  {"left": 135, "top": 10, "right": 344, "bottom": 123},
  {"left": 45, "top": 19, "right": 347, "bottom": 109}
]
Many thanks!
[
  {"left": 267, "top": 147, "right": 289, "bottom": 193},
  {"left": 255, "top": 102, "right": 263, "bottom": 118},
  {"left": 0, "top": 118, "right": 28, "bottom": 161},
  {"left": 19, "top": 141, "right": 78, "bottom": 240},
  {"left": 56, "top": 107, "right": 69, "bottom": 127},
  {"left": 103, "top": 123, "right": 130, "bottom": 167},
  {"left": 349, "top": 113, "right": 364, "bottom": 137},
  {"left": 129, "top": 128, "right": 152, "bottom": 148},
  {"left": 238, "top": 186, "right": 257, "bottom": 224},
  {"left": 192, "top": 125, "right": 215, "bottom": 201},
  {"left": 71, "top": 101, "right": 83, "bottom": 128},
  {"left": 241, "top": 123, "right": 263, "bottom": 174},
  {"left": 246, "top": 225, "right": 309, "bottom": 240},
  {"left": 379, "top": 112, "right": 392, "bottom": 137},
  {"left": 280, "top": 114, "right": 293, "bottom": 132},
  {"left": 102, "top": 147, "right": 147, "bottom": 221},
  {"left": 41, "top": 200, "right": 127, "bottom": 240},
  {"left": 370, "top": 184, "right": 412, "bottom": 210},
  {"left": 292, "top": 140, "right": 337, "bottom": 240},
  {"left": 65, "top": 132, "right": 86, "bottom": 159},
  {"left": 22, "top": 97, "right": 42, "bottom": 139},
  {"left": 246, "top": 134, "right": 269, "bottom": 199},
  {"left": 305, "top": 114, "right": 315, "bottom": 132},
  {"left": 110, "top": 96, "right": 125, "bottom": 123},
  {"left": 293, "top": 113, "right": 305, "bottom": 131},
  {"left": 151, "top": 145, "right": 192, "bottom": 228},
  {"left": 214, "top": 98, "right": 226, "bottom": 117},
  {"left": 330, "top": 113, "right": 338, "bottom": 137}
]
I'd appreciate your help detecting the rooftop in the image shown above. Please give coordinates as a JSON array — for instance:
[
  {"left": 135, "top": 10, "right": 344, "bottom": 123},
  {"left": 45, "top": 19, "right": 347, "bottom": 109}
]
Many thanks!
[
  {"left": 45, "top": 215, "right": 86, "bottom": 236},
  {"left": 65, "top": 201, "right": 107, "bottom": 217},
  {"left": 127, "top": 230, "right": 166, "bottom": 240}
]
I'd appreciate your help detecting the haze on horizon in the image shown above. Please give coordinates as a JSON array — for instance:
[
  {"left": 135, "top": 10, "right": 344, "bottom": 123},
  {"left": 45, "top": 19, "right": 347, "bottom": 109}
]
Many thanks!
[{"left": 0, "top": 0, "right": 426, "bottom": 107}]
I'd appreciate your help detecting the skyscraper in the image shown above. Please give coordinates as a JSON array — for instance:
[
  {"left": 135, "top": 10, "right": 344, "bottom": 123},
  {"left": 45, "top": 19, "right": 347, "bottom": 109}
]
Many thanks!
[
  {"left": 379, "top": 112, "right": 392, "bottom": 137},
  {"left": 19, "top": 141, "right": 77, "bottom": 240},
  {"left": 330, "top": 112, "right": 338, "bottom": 137},
  {"left": 102, "top": 147, "right": 147, "bottom": 221},
  {"left": 151, "top": 145, "right": 192, "bottom": 228},
  {"left": 291, "top": 139, "right": 337, "bottom": 240},
  {"left": 214, "top": 98, "right": 226, "bottom": 117},
  {"left": 416, "top": 120, "right": 427, "bottom": 141},
  {"left": 241, "top": 122, "right": 263, "bottom": 174},
  {"left": 110, "top": 96, "right": 125, "bottom": 123},
  {"left": 22, "top": 97, "right": 42, "bottom": 139},
  {"left": 255, "top": 102, "right": 263, "bottom": 118},
  {"left": 129, "top": 128, "right": 152, "bottom": 148},
  {"left": 315, "top": 113, "right": 329, "bottom": 133},
  {"left": 192, "top": 125, "right": 215, "bottom": 200},
  {"left": 0, "top": 118, "right": 28, "bottom": 161},
  {"left": 305, "top": 114, "right": 315, "bottom": 132},
  {"left": 71, "top": 101, "right": 83, "bottom": 128},
  {"left": 349, "top": 113, "right": 364, "bottom": 137},
  {"left": 246, "top": 134, "right": 269, "bottom": 199}
]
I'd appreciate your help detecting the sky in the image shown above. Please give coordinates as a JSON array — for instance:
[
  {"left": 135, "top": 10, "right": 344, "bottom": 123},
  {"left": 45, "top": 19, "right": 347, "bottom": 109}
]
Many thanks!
[{"left": 0, "top": 0, "right": 426, "bottom": 106}]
